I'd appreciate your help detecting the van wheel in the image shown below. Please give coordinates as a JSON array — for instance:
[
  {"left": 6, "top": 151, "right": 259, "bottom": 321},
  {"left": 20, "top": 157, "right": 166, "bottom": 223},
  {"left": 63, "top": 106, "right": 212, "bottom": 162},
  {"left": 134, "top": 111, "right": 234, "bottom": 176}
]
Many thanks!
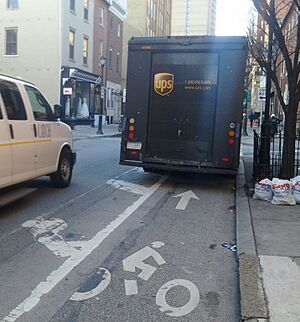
[{"left": 50, "top": 150, "right": 73, "bottom": 188}]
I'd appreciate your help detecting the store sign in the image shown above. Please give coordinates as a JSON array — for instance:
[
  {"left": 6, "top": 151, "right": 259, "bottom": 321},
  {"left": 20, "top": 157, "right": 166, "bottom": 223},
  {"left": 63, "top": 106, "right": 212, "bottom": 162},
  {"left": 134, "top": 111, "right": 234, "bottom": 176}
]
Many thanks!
[{"left": 63, "top": 88, "right": 73, "bottom": 95}]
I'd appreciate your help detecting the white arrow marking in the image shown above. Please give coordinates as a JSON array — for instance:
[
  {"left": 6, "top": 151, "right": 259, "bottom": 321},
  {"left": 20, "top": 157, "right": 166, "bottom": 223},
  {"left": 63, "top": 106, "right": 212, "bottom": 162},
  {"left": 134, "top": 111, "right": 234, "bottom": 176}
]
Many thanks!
[
  {"left": 173, "top": 190, "right": 199, "bottom": 210},
  {"left": 123, "top": 244, "right": 166, "bottom": 281},
  {"left": 123, "top": 243, "right": 165, "bottom": 295}
]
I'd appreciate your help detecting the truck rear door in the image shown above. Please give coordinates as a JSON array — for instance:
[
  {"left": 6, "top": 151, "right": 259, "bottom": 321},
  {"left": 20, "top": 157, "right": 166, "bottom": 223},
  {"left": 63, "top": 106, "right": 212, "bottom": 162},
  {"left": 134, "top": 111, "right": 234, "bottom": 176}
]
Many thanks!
[{"left": 145, "top": 52, "right": 218, "bottom": 166}]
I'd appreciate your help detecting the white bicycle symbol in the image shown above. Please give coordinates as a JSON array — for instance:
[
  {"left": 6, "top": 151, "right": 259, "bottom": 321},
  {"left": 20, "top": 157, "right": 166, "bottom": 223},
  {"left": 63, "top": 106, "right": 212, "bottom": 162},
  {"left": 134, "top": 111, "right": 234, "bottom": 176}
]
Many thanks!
[{"left": 70, "top": 241, "right": 200, "bottom": 318}]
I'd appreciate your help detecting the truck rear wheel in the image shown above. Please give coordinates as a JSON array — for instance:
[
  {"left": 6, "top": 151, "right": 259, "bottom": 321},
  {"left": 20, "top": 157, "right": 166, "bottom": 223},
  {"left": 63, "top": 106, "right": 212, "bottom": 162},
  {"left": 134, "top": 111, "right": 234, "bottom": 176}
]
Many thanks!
[{"left": 50, "top": 150, "right": 73, "bottom": 188}]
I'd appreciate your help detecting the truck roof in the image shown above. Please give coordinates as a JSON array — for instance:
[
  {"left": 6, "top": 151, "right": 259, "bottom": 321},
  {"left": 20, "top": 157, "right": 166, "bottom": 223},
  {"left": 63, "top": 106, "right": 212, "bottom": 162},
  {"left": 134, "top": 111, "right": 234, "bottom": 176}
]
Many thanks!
[{"left": 129, "top": 35, "right": 247, "bottom": 45}]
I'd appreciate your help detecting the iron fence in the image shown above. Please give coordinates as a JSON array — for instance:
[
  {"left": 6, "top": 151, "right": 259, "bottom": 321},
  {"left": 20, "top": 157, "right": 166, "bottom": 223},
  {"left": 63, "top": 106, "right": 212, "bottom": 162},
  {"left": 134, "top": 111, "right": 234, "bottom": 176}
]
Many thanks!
[{"left": 253, "top": 130, "right": 300, "bottom": 181}]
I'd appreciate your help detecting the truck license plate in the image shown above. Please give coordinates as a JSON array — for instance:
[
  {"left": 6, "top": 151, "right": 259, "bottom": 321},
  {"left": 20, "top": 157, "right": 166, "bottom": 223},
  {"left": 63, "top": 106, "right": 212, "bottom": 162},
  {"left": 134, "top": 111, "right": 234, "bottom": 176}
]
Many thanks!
[{"left": 127, "top": 142, "right": 142, "bottom": 150}]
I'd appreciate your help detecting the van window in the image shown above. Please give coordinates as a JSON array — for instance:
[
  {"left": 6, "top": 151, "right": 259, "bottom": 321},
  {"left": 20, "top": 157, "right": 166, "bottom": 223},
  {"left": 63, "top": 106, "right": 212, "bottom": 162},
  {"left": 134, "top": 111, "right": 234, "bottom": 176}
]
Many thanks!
[
  {"left": 0, "top": 80, "right": 27, "bottom": 120},
  {"left": 25, "top": 85, "right": 53, "bottom": 121}
]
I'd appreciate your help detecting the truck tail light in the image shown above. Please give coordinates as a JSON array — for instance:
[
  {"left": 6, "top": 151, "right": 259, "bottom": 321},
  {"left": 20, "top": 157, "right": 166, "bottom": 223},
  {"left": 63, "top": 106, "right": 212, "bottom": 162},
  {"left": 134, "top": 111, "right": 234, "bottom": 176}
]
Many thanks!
[
  {"left": 228, "top": 130, "right": 235, "bottom": 137},
  {"left": 228, "top": 138, "right": 235, "bottom": 145},
  {"left": 222, "top": 156, "right": 230, "bottom": 162},
  {"left": 128, "top": 118, "right": 136, "bottom": 140}
]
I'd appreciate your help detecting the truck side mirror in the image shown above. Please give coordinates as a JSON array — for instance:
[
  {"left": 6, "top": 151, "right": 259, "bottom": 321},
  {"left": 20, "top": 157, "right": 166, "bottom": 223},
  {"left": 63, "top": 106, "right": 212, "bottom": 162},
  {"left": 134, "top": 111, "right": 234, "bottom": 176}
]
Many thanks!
[{"left": 54, "top": 104, "right": 63, "bottom": 119}]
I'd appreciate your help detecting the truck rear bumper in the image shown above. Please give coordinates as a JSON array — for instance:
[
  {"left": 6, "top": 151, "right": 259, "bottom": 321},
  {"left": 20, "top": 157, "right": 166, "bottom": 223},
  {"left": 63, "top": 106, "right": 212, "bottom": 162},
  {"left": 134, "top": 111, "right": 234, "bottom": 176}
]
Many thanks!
[{"left": 119, "top": 160, "right": 238, "bottom": 175}]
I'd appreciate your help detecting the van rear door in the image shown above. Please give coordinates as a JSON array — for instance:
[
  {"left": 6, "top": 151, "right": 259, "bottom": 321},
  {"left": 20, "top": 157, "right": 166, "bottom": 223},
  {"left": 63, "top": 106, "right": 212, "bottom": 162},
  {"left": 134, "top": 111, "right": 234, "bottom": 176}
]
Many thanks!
[
  {"left": 145, "top": 52, "right": 218, "bottom": 166},
  {"left": 0, "top": 101, "right": 12, "bottom": 187}
]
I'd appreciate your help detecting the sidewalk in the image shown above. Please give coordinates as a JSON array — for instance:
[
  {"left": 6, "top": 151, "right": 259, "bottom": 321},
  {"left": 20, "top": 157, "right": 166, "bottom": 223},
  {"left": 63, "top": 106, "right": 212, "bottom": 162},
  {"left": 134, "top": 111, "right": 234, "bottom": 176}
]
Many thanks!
[
  {"left": 237, "top": 127, "right": 300, "bottom": 322},
  {"left": 71, "top": 123, "right": 120, "bottom": 141}
]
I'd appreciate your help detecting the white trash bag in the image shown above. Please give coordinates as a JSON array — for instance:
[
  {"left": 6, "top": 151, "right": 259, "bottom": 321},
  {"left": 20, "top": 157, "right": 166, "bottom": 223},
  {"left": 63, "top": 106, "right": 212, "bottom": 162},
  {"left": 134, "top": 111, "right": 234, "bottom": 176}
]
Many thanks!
[
  {"left": 291, "top": 176, "right": 300, "bottom": 205},
  {"left": 271, "top": 178, "right": 296, "bottom": 206},
  {"left": 253, "top": 178, "right": 273, "bottom": 202}
]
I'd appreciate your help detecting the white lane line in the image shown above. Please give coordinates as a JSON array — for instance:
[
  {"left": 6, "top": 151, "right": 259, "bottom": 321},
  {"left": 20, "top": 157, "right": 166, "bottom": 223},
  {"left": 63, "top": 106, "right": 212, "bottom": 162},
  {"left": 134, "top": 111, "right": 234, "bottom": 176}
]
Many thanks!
[
  {"left": 107, "top": 179, "right": 148, "bottom": 195},
  {"left": 260, "top": 255, "right": 300, "bottom": 322},
  {"left": 1, "top": 175, "right": 167, "bottom": 322}
]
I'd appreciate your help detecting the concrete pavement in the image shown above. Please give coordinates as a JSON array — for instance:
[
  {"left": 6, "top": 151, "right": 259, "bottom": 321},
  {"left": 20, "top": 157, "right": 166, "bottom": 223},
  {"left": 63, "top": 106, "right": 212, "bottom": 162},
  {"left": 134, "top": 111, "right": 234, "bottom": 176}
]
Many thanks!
[
  {"left": 72, "top": 124, "right": 300, "bottom": 321},
  {"left": 237, "top": 127, "right": 300, "bottom": 322},
  {"left": 71, "top": 123, "right": 120, "bottom": 141}
]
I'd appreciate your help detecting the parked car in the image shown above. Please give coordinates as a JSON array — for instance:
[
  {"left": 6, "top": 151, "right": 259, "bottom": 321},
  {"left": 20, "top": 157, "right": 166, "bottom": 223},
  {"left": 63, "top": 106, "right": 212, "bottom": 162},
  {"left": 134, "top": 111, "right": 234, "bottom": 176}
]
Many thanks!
[{"left": 0, "top": 74, "right": 76, "bottom": 190}]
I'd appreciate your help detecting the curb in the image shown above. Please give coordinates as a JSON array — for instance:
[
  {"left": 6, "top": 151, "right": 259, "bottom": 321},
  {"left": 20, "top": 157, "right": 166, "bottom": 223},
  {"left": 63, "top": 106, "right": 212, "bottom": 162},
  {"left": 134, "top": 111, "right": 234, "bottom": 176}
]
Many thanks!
[
  {"left": 236, "top": 157, "right": 269, "bottom": 321},
  {"left": 73, "top": 133, "right": 121, "bottom": 142}
]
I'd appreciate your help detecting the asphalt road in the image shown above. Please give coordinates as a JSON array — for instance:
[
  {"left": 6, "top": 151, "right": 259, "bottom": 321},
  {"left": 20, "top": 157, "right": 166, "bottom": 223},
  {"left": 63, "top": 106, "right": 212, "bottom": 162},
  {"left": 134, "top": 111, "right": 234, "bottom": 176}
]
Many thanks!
[{"left": 0, "top": 137, "right": 239, "bottom": 322}]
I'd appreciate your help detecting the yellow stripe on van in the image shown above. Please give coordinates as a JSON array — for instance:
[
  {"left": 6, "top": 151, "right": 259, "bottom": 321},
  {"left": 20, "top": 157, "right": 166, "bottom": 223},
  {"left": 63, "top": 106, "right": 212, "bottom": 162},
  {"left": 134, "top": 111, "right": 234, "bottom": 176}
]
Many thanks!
[{"left": 0, "top": 139, "right": 51, "bottom": 147}]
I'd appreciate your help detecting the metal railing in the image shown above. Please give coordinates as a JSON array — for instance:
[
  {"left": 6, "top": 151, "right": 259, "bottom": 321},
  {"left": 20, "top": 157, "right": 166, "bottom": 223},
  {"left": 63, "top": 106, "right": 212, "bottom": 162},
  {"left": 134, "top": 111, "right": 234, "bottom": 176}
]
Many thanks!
[{"left": 253, "top": 130, "right": 300, "bottom": 181}]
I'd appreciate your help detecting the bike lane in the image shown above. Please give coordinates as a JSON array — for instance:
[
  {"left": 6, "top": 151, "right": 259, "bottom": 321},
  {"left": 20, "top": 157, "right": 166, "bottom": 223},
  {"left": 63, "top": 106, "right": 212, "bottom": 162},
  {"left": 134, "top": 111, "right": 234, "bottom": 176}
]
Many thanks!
[{"left": 49, "top": 172, "right": 239, "bottom": 322}]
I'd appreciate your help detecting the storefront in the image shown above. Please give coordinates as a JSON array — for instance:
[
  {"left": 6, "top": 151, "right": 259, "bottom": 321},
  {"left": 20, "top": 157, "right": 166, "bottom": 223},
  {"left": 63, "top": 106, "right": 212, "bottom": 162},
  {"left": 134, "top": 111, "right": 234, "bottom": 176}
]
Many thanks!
[
  {"left": 60, "top": 67, "right": 102, "bottom": 126},
  {"left": 106, "top": 80, "right": 122, "bottom": 124}
]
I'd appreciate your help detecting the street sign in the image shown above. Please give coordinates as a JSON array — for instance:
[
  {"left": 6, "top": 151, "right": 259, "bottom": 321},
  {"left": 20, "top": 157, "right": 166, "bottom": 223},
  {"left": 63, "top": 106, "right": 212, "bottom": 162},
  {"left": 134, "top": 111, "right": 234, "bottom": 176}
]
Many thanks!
[
  {"left": 63, "top": 87, "right": 72, "bottom": 95},
  {"left": 258, "top": 88, "right": 266, "bottom": 101}
]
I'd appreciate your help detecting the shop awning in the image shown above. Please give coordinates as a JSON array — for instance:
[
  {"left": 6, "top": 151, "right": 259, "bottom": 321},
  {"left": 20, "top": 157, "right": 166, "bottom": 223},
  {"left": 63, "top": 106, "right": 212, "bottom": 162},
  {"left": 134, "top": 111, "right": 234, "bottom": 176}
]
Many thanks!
[{"left": 70, "top": 69, "right": 101, "bottom": 84}]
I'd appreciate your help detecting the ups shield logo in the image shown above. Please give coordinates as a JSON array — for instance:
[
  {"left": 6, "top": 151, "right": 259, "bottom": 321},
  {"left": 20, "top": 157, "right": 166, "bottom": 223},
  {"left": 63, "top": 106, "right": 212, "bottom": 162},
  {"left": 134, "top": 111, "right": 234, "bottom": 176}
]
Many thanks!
[{"left": 154, "top": 73, "right": 174, "bottom": 96}]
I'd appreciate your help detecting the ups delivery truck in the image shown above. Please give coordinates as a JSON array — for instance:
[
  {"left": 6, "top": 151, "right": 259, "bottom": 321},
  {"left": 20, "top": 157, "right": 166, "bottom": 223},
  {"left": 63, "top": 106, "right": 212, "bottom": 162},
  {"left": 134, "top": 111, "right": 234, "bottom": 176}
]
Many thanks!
[{"left": 120, "top": 36, "right": 248, "bottom": 175}]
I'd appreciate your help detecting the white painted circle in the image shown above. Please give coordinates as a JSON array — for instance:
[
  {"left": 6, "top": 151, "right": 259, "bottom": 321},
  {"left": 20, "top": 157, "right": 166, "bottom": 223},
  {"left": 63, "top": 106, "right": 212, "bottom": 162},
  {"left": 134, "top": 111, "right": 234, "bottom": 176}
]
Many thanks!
[
  {"left": 156, "top": 279, "right": 200, "bottom": 317},
  {"left": 70, "top": 268, "right": 111, "bottom": 301}
]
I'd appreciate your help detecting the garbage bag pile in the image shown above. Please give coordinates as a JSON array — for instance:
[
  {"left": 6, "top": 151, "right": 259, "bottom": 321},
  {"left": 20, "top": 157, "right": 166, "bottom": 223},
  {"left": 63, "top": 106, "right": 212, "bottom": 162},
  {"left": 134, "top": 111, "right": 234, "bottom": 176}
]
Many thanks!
[{"left": 253, "top": 176, "right": 300, "bottom": 206}]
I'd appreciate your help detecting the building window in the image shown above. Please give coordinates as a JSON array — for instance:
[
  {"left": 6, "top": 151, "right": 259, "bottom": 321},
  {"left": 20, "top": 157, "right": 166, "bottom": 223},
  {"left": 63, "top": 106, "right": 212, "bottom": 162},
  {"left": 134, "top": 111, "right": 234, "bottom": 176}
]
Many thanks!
[
  {"left": 5, "top": 28, "right": 17, "bottom": 55},
  {"left": 116, "top": 52, "right": 120, "bottom": 72},
  {"left": 83, "top": 37, "right": 88, "bottom": 64},
  {"left": 99, "top": 8, "right": 104, "bottom": 26},
  {"left": 70, "top": 0, "right": 75, "bottom": 12},
  {"left": 100, "top": 40, "right": 103, "bottom": 57},
  {"left": 84, "top": 0, "right": 88, "bottom": 21},
  {"left": 69, "top": 30, "right": 75, "bottom": 60},
  {"left": 117, "top": 23, "right": 121, "bottom": 37},
  {"left": 110, "top": 16, "right": 113, "bottom": 32},
  {"left": 108, "top": 48, "right": 112, "bottom": 70},
  {"left": 7, "top": 0, "right": 18, "bottom": 9}
]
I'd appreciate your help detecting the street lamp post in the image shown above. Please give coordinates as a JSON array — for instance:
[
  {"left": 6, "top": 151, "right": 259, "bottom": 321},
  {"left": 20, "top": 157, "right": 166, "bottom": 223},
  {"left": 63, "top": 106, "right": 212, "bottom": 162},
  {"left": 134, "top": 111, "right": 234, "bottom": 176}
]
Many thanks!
[{"left": 96, "top": 56, "right": 106, "bottom": 135}]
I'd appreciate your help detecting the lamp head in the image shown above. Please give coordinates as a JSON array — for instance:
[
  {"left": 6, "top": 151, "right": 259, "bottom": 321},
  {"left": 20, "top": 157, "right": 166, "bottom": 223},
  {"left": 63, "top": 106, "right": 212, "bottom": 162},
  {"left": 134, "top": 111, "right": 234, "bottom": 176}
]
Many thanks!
[{"left": 99, "top": 56, "right": 106, "bottom": 68}]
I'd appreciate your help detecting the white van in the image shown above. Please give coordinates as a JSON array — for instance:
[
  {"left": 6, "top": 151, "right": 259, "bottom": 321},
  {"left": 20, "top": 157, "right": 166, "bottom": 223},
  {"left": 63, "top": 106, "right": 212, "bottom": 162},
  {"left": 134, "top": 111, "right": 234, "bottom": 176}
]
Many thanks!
[{"left": 0, "top": 74, "right": 76, "bottom": 190}]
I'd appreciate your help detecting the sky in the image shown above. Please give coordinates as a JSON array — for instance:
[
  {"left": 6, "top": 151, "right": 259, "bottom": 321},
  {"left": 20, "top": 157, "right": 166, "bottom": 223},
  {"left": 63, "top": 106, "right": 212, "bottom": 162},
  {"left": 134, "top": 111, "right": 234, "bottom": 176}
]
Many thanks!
[{"left": 216, "top": 0, "right": 252, "bottom": 36}]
